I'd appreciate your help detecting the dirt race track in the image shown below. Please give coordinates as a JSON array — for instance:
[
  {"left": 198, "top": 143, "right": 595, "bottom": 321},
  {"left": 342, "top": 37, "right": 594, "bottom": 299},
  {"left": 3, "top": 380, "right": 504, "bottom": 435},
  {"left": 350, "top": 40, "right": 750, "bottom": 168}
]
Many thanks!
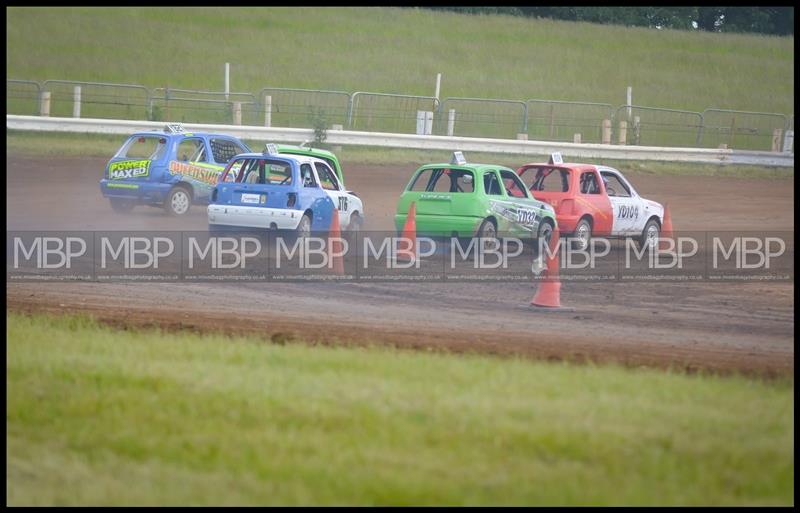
[{"left": 6, "top": 156, "right": 795, "bottom": 377}]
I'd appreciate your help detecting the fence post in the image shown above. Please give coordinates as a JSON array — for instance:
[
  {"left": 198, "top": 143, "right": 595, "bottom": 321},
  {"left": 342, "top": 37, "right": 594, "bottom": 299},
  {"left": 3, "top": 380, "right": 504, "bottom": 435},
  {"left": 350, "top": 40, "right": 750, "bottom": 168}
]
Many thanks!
[
  {"left": 573, "top": 133, "right": 582, "bottom": 144},
  {"left": 447, "top": 109, "right": 456, "bottom": 136},
  {"left": 232, "top": 102, "right": 242, "bottom": 125},
  {"left": 224, "top": 63, "right": 230, "bottom": 101},
  {"left": 424, "top": 111, "right": 433, "bottom": 135},
  {"left": 346, "top": 94, "right": 355, "bottom": 129},
  {"left": 771, "top": 128, "right": 783, "bottom": 152},
  {"left": 783, "top": 130, "right": 794, "bottom": 153},
  {"left": 72, "top": 86, "right": 81, "bottom": 118},
  {"left": 521, "top": 102, "right": 529, "bottom": 134},
  {"left": 601, "top": 119, "right": 612, "bottom": 144},
  {"left": 264, "top": 95, "right": 272, "bottom": 127},
  {"left": 618, "top": 120, "right": 627, "bottom": 145},
  {"left": 39, "top": 91, "right": 51, "bottom": 117},
  {"left": 633, "top": 116, "right": 641, "bottom": 145}
]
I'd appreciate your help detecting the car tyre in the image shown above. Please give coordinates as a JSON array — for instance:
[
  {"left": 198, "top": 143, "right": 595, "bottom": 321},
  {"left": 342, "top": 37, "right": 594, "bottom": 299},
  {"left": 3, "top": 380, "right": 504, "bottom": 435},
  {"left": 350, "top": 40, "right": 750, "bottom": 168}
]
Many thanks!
[
  {"left": 348, "top": 212, "right": 363, "bottom": 232},
  {"left": 297, "top": 213, "right": 312, "bottom": 238},
  {"left": 165, "top": 186, "right": 192, "bottom": 216},
  {"left": 109, "top": 198, "right": 135, "bottom": 213},
  {"left": 476, "top": 218, "right": 498, "bottom": 252},
  {"left": 572, "top": 218, "right": 592, "bottom": 251},
  {"left": 638, "top": 218, "right": 660, "bottom": 250}
]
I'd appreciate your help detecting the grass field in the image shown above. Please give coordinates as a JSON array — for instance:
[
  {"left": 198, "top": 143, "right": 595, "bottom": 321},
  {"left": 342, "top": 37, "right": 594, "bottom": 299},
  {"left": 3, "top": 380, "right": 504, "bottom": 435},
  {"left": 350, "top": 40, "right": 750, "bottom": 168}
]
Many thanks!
[
  {"left": 6, "top": 7, "right": 794, "bottom": 115},
  {"left": 6, "top": 311, "right": 794, "bottom": 506},
  {"left": 6, "top": 129, "right": 793, "bottom": 179}
]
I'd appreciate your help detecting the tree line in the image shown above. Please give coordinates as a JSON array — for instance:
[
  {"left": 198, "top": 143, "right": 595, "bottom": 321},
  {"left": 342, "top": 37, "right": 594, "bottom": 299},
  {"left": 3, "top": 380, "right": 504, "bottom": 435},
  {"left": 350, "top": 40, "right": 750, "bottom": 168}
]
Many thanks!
[{"left": 420, "top": 7, "right": 793, "bottom": 36}]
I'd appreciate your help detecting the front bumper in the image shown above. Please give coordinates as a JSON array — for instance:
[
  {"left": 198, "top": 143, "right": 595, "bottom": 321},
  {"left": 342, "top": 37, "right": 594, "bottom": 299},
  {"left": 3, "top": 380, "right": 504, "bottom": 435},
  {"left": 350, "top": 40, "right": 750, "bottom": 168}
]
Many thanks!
[{"left": 208, "top": 204, "right": 303, "bottom": 230}]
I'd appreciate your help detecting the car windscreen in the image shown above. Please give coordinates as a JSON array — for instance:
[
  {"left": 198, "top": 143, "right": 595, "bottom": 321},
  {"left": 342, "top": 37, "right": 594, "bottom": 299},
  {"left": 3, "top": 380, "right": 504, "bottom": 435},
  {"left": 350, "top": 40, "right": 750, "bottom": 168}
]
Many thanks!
[
  {"left": 231, "top": 158, "right": 293, "bottom": 185},
  {"left": 409, "top": 168, "right": 475, "bottom": 193},
  {"left": 115, "top": 135, "right": 169, "bottom": 161}
]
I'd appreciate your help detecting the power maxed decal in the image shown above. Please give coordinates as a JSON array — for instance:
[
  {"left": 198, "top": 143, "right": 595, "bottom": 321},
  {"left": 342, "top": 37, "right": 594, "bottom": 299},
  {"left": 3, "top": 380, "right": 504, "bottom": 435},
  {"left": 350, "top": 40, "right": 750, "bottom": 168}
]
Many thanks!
[{"left": 108, "top": 160, "right": 151, "bottom": 180}]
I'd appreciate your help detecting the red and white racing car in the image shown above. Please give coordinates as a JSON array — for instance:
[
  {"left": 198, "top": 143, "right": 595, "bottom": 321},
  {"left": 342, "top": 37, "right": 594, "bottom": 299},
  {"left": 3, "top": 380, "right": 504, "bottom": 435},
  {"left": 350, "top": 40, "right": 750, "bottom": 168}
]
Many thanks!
[{"left": 517, "top": 155, "right": 665, "bottom": 250}]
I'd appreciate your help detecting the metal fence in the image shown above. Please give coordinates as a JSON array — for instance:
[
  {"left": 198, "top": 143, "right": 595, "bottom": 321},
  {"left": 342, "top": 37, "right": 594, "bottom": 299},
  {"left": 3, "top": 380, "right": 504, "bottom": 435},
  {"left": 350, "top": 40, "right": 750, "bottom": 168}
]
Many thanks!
[
  {"left": 43, "top": 80, "right": 150, "bottom": 121},
  {"left": 527, "top": 100, "right": 614, "bottom": 144},
  {"left": 614, "top": 105, "right": 704, "bottom": 148},
  {"left": 258, "top": 88, "right": 350, "bottom": 129},
  {"left": 699, "top": 109, "right": 788, "bottom": 151},
  {"left": 149, "top": 88, "right": 258, "bottom": 125},
  {"left": 7, "top": 79, "right": 42, "bottom": 116},
  {"left": 348, "top": 92, "right": 439, "bottom": 133},
  {"left": 6, "top": 77, "right": 794, "bottom": 152},
  {"left": 438, "top": 98, "right": 527, "bottom": 139}
]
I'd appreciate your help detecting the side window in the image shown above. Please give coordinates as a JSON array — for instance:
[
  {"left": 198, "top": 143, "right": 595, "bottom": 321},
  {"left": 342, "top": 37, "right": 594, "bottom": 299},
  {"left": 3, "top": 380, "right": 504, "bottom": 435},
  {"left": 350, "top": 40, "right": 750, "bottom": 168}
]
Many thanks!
[
  {"left": 210, "top": 138, "right": 246, "bottom": 164},
  {"left": 483, "top": 172, "right": 502, "bottom": 196},
  {"left": 314, "top": 163, "right": 340, "bottom": 191},
  {"left": 525, "top": 168, "right": 570, "bottom": 192},
  {"left": 301, "top": 164, "right": 317, "bottom": 188},
  {"left": 176, "top": 138, "right": 207, "bottom": 163},
  {"left": 600, "top": 171, "right": 632, "bottom": 198},
  {"left": 499, "top": 170, "right": 528, "bottom": 199},
  {"left": 579, "top": 171, "right": 600, "bottom": 195},
  {"left": 224, "top": 159, "right": 245, "bottom": 182}
]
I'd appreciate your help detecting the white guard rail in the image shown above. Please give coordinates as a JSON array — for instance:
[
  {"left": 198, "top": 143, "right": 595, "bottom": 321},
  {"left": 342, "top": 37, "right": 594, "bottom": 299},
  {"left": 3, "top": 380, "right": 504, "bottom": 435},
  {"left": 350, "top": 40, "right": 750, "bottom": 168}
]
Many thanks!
[{"left": 7, "top": 115, "right": 794, "bottom": 167}]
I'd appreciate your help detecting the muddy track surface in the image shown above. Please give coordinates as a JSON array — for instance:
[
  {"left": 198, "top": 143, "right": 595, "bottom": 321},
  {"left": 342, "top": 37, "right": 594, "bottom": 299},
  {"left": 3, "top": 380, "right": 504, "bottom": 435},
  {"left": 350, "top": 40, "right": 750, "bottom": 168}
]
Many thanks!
[{"left": 6, "top": 156, "right": 795, "bottom": 376}]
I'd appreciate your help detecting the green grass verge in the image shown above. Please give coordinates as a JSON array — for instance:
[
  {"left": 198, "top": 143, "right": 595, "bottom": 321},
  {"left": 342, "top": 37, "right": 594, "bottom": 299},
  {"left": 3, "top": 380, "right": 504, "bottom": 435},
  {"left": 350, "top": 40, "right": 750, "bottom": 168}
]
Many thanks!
[
  {"left": 7, "top": 311, "right": 794, "bottom": 506},
  {"left": 6, "top": 7, "right": 794, "bottom": 114},
  {"left": 6, "top": 129, "right": 793, "bottom": 179}
]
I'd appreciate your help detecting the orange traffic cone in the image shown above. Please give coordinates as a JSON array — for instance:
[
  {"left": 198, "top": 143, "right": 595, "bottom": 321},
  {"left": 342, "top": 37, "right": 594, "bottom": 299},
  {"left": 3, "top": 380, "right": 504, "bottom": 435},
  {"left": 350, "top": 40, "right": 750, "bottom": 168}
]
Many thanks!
[
  {"left": 531, "top": 227, "right": 563, "bottom": 308},
  {"left": 396, "top": 201, "right": 417, "bottom": 262},
  {"left": 658, "top": 204, "right": 674, "bottom": 251},
  {"left": 328, "top": 205, "right": 344, "bottom": 275}
]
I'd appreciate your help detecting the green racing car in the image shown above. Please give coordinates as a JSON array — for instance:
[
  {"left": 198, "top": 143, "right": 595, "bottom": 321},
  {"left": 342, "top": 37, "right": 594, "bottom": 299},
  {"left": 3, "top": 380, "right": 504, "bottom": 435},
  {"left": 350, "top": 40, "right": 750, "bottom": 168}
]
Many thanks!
[{"left": 394, "top": 152, "right": 558, "bottom": 243}]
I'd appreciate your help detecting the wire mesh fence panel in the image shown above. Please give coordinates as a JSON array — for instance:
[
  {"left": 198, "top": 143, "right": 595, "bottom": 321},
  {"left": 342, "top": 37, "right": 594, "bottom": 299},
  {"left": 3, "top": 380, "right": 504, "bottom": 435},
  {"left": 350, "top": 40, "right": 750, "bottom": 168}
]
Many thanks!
[
  {"left": 258, "top": 88, "right": 350, "bottom": 128},
  {"left": 526, "top": 100, "right": 613, "bottom": 143},
  {"left": 348, "top": 92, "right": 439, "bottom": 134},
  {"left": 699, "top": 109, "right": 788, "bottom": 151},
  {"left": 438, "top": 98, "right": 526, "bottom": 139},
  {"left": 149, "top": 89, "right": 257, "bottom": 125},
  {"left": 614, "top": 106, "right": 703, "bottom": 148},
  {"left": 42, "top": 80, "right": 150, "bottom": 120},
  {"left": 7, "top": 80, "right": 42, "bottom": 115}
]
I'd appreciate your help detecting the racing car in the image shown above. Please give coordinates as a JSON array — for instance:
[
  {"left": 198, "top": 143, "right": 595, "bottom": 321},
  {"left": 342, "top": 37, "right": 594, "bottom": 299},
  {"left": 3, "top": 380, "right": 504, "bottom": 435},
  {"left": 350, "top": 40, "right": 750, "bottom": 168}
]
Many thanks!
[
  {"left": 517, "top": 153, "right": 664, "bottom": 250},
  {"left": 394, "top": 152, "right": 557, "bottom": 243},
  {"left": 99, "top": 123, "right": 250, "bottom": 216},
  {"left": 207, "top": 144, "right": 364, "bottom": 235}
]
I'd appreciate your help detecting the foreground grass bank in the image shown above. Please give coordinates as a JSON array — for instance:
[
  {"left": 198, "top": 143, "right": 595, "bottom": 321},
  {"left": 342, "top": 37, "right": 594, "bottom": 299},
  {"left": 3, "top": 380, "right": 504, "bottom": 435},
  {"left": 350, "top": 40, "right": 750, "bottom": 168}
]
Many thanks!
[
  {"left": 6, "top": 130, "right": 792, "bottom": 179},
  {"left": 6, "top": 312, "right": 793, "bottom": 506}
]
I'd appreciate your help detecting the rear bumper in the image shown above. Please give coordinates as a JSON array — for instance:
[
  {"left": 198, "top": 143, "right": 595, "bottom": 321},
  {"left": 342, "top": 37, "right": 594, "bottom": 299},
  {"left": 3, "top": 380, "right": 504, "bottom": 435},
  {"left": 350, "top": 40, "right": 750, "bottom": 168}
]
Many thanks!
[
  {"left": 208, "top": 204, "right": 303, "bottom": 230},
  {"left": 100, "top": 179, "right": 171, "bottom": 205},
  {"left": 394, "top": 213, "right": 483, "bottom": 237}
]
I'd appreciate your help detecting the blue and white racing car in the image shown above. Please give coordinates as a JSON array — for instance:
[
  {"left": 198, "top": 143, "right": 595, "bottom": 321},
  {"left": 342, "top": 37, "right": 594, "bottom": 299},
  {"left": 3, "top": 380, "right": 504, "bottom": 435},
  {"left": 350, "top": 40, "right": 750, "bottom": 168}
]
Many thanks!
[{"left": 207, "top": 145, "right": 364, "bottom": 236}]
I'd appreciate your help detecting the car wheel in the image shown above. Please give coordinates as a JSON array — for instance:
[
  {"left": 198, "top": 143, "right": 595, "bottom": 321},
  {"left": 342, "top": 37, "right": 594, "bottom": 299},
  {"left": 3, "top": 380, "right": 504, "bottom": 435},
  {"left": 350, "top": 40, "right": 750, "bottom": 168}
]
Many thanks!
[
  {"left": 165, "top": 187, "right": 192, "bottom": 216},
  {"left": 572, "top": 218, "right": 592, "bottom": 251},
  {"left": 348, "top": 212, "right": 363, "bottom": 232},
  {"left": 537, "top": 219, "right": 554, "bottom": 245},
  {"left": 297, "top": 213, "right": 312, "bottom": 238},
  {"left": 109, "top": 198, "right": 135, "bottom": 213},
  {"left": 638, "top": 218, "right": 660, "bottom": 250},
  {"left": 476, "top": 218, "right": 498, "bottom": 252}
]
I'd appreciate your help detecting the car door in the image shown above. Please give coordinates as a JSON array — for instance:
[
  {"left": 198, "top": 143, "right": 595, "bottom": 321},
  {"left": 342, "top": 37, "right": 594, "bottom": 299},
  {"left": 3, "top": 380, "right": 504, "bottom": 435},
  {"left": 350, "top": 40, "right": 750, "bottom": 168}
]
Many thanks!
[
  {"left": 313, "top": 161, "right": 351, "bottom": 227},
  {"left": 599, "top": 168, "right": 643, "bottom": 235}
]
